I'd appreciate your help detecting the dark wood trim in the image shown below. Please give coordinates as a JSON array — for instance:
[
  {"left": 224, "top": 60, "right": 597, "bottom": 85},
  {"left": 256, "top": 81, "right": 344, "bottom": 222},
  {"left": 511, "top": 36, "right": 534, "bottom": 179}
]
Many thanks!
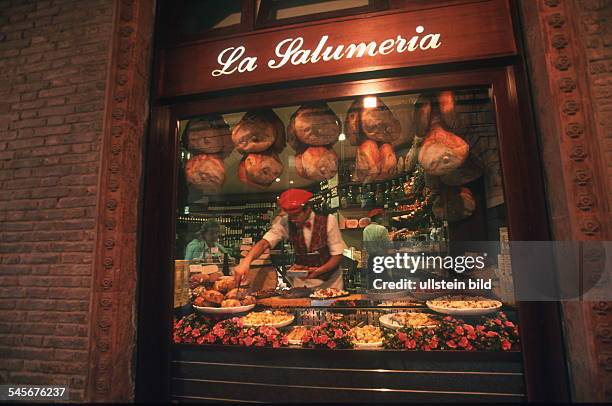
[{"left": 135, "top": 105, "right": 177, "bottom": 403}]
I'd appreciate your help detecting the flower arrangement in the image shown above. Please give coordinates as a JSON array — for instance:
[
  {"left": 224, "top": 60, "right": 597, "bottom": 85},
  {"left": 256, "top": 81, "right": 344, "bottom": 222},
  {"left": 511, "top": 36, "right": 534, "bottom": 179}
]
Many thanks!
[
  {"left": 384, "top": 312, "right": 520, "bottom": 351},
  {"left": 301, "top": 322, "right": 353, "bottom": 349},
  {"left": 173, "top": 315, "right": 288, "bottom": 348}
]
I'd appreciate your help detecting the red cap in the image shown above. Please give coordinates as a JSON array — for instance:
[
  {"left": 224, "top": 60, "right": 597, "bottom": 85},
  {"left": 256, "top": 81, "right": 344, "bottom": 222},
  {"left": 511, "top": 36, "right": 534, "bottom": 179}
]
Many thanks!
[
  {"left": 368, "top": 208, "right": 384, "bottom": 218},
  {"left": 279, "top": 189, "right": 313, "bottom": 214}
]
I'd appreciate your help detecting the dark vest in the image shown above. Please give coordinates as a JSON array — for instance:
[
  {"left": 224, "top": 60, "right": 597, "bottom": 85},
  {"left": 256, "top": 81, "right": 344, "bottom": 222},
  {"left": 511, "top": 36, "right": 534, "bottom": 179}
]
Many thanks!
[{"left": 289, "top": 213, "right": 333, "bottom": 279}]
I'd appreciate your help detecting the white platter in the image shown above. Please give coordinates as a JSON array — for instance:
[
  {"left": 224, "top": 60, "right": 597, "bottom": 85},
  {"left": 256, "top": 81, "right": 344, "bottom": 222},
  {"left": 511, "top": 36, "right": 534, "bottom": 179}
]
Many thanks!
[
  {"left": 242, "top": 314, "right": 295, "bottom": 328},
  {"left": 193, "top": 304, "right": 255, "bottom": 315},
  {"left": 378, "top": 313, "right": 439, "bottom": 330},
  {"left": 426, "top": 299, "right": 502, "bottom": 316}
]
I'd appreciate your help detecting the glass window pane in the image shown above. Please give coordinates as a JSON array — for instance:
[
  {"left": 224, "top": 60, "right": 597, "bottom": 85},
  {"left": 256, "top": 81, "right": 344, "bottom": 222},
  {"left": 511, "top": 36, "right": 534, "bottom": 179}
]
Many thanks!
[{"left": 181, "top": 0, "right": 242, "bottom": 35}]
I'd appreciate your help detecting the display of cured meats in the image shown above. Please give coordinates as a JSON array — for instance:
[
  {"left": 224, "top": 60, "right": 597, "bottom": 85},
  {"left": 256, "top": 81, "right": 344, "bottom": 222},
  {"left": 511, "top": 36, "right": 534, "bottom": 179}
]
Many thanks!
[
  {"left": 183, "top": 115, "right": 233, "bottom": 156},
  {"left": 238, "top": 151, "right": 284, "bottom": 187},
  {"left": 432, "top": 186, "right": 476, "bottom": 221},
  {"left": 418, "top": 123, "right": 469, "bottom": 176},
  {"left": 344, "top": 97, "right": 401, "bottom": 145},
  {"left": 413, "top": 93, "right": 433, "bottom": 137},
  {"left": 361, "top": 97, "right": 401, "bottom": 143},
  {"left": 184, "top": 154, "right": 226, "bottom": 192},
  {"left": 439, "top": 155, "right": 483, "bottom": 186},
  {"left": 354, "top": 140, "right": 398, "bottom": 182},
  {"left": 378, "top": 143, "right": 397, "bottom": 180},
  {"left": 295, "top": 146, "right": 338, "bottom": 181},
  {"left": 232, "top": 109, "right": 286, "bottom": 154},
  {"left": 287, "top": 102, "right": 341, "bottom": 148}
]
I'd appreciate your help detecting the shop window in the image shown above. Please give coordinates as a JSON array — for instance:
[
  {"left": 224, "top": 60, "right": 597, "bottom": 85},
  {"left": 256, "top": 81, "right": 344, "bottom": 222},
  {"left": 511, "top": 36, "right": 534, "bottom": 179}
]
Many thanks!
[{"left": 172, "top": 87, "right": 519, "bottom": 355}]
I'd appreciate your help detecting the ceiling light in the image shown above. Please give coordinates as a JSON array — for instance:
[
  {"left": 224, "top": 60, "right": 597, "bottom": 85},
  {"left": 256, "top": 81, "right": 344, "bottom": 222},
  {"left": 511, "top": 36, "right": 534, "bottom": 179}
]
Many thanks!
[
  {"left": 275, "top": 178, "right": 281, "bottom": 182},
  {"left": 338, "top": 133, "right": 346, "bottom": 141},
  {"left": 363, "top": 96, "right": 377, "bottom": 108},
  {"left": 289, "top": 180, "right": 294, "bottom": 184}
]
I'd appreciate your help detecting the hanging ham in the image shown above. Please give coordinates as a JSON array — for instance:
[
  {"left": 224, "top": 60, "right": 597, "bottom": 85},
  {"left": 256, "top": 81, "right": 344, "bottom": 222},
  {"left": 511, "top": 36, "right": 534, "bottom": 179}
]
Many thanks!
[
  {"left": 360, "top": 97, "right": 401, "bottom": 143},
  {"left": 418, "top": 123, "right": 469, "bottom": 176},
  {"left": 438, "top": 91, "right": 459, "bottom": 132},
  {"left": 413, "top": 94, "right": 433, "bottom": 138},
  {"left": 232, "top": 109, "right": 285, "bottom": 154},
  {"left": 295, "top": 146, "right": 338, "bottom": 181},
  {"left": 344, "top": 100, "right": 364, "bottom": 146},
  {"left": 183, "top": 115, "right": 233, "bottom": 156},
  {"left": 184, "top": 154, "right": 226, "bottom": 192},
  {"left": 378, "top": 143, "right": 397, "bottom": 180},
  {"left": 440, "top": 155, "right": 484, "bottom": 186},
  {"left": 287, "top": 102, "right": 341, "bottom": 147},
  {"left": 354, "top": 139, "right": 380, "bottom": 183},
  {"left": 432, "top": 186, "right": 476, "bottom": 222},
  {"left": 239, "top": 152, "right": 284, "bottom": 187}
]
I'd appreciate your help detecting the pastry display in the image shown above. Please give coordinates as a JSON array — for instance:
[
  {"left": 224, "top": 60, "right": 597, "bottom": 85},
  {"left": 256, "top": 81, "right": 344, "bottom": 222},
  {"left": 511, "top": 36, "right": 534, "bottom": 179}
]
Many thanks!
[
  {"left": 287, "top": 326, "right": 309, "bottom": 345},
  {"left": 349, "top": 325, "right": 383, "bottom": 346},
  {"left": 426, "top": 295, "right": 502, "bottom": 316},
  {"left": 379, "top": 312, "right": 439, "bottom": 330},
  {"left": 241, "top": 310, "right": 295, "bottom": 327},
  {"left": 221, "top": 299, "right": 242, "bottom": 308},
  {"left": 310, "top": 288, "right": 349, "bottom": 299}
]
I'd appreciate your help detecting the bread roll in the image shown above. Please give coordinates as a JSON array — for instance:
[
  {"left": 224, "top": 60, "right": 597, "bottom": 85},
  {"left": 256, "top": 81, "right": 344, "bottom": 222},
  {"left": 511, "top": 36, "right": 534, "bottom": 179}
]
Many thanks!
[
  {"left": 184, "top": 154, "right": 225, "bottom": 192},
  {"left": 241, "top": 295, "right": 256, "bottom": 306},
  {"left": 203, "top": 290, "right": 224, "bottom": 304},
  {"left": 213, "top": 276, "right": 237, "bottom": 293},
  {"left": 221, "top": 299, "right": 242, "bottom": 308}
]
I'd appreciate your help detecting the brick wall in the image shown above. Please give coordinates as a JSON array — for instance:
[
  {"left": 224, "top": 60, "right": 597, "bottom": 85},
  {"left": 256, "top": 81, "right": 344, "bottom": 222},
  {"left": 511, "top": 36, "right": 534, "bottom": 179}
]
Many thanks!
[{"left": 0, "top": 0, "right": 113, "bottom": 401}]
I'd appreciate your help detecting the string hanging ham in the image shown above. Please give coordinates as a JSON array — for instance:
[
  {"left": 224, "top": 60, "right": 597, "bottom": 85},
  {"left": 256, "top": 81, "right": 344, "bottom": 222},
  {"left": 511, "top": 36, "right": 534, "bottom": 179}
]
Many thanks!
[{"left": 287, "top": 102, "right": 341, "bottom": 147}]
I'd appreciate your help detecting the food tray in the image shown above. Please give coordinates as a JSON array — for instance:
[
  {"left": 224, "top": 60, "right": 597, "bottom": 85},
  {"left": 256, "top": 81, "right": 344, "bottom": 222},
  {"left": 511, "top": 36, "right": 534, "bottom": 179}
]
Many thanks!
[
  {"left": 193, "top": 304, "right": 255, "bottom": 315},
  {"left": 426, "top": 300, "right": 502, "bottom": 316},
  {"left": 378, "top": 313, "right": 439, "bottom": 330}
]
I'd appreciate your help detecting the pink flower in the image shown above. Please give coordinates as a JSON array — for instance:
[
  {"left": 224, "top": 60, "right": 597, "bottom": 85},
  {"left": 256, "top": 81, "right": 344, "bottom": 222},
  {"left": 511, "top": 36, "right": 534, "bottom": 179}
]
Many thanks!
[
  {"left": 397, "top": 332, "right": 407, "bottom": 341},
  {"left": 192, "top": 328, "right": 201, "bottom": 337},
  {"left": 196, "top": 336, "right": 205, "bottom": 344},
  {"left": 327, "top": 341, "right": 336, "bottom": 349},
  {"left": 458, "top": 337, "right": 469, "bottom": 348},
  {"left": 504, "top": 321, "right": 515, "bottom": 328},
  {"left": 446, "top": 340, "right": 457, "bottom": 349},
  {"left": 319, "top": 334, "right": 329, "bottom": 344},
  {"left": 486, "top": 331, "right": 498, "bottom": 338},
  {"left": 501, "top": 340, "right": 512, "bottom": 350},
  {"left": 455, "top": 326, "right": 464, "bottom": 335},
  {"left": 429, "top": 338, "right": 439, "bottom": 349},
  {"left": 406, "top": 339, "right": 416, "bottom": 349},
  {"left": 476, "top": 325, "right": 485, "bottom": 332},
  {"left": 493, "top": 319, "right": 502, "bottom": 325},
  {"left": 183, "top": 326, "right": 192, "bottom": 334},
  {"left": 334, "top": 329, "right": 344, "bottom": 339}
]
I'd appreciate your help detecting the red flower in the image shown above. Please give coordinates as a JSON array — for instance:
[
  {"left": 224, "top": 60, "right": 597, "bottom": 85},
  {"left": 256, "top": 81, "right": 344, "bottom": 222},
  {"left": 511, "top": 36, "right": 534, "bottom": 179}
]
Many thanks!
[
  {"left": 327, "top": 341, "right": 336, "bottom": 349},
  {"left": 446, "top": 340, "right": 457, "bottom": 348},
  {"left": 493, "top": 319, "right": 502, "bottom": 325},
  {"left": 192, "top": 328, "right": 201, "bottom": 337},
  {"left": 196, "top": 336, "right": 205, "bottom": 344},
  {"left": 455, "top": 326, "right": 465, "bottom": 335},
  {"left": 486, "top": 331, "right": 498, "bottom": 338},
  {"left": 406, "top": 339, "right": 416, "bottom": 349},
  {"left": 504, "top": 321, "right": 515, "bottom": 328},
  {"left": 334, "top": 329, "right": 344, "bottom": 339},
  {"left": 501, "top": 340, "right": 512, "bottom": 350},
  {"left": 397, "top": 332, "right": 407, "bottom": 341},
  {"left": 458, "top": 337, "right": 469, "bottom": 348},
  {"left": 243, "top": 336, "right": 254, "bottom": 347},
  {"left": 319, "top": 334, "right": 329, "bottom": 344}
]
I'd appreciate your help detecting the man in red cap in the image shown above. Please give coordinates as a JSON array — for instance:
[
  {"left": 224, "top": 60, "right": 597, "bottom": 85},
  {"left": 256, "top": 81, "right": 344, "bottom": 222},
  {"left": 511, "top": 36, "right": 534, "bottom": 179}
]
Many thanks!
[{"left": 234, "top": 188, "right": 346, "bottom": 289}]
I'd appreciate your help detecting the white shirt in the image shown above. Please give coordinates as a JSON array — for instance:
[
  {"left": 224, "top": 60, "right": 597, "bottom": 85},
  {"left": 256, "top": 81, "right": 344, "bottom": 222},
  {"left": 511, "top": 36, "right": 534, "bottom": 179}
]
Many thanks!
[{"left": 262, "top": 211, "right": 346, "bottom": 256}]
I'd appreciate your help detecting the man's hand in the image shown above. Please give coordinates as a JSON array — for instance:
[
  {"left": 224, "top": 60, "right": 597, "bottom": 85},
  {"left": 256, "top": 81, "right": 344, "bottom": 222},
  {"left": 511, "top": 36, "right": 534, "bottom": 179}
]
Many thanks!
[
  {"left": 305, "top": 267, "right": 324, "bottom": 279},
  {"left": 233, "top": 260, "right": 250, "bottom": 285}
]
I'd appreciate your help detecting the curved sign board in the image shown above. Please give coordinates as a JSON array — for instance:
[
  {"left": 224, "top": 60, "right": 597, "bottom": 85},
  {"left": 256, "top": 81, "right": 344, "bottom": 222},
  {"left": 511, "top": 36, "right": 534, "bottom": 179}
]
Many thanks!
[{"left": 160, "top": 0, "right": 516, "bottom": 98}]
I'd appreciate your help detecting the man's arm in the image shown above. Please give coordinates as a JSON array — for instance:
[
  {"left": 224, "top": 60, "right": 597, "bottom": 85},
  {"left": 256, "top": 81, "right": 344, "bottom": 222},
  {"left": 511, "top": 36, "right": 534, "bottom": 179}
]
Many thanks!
[
  {"left": 233, "top": 239, "right": 271, "bottom": 283},
  {"left": 185, "top": 241, "right": 196, "bottom": 260},
  {"left": 307, "top": 254, "right": 342, "bottom": 279}
]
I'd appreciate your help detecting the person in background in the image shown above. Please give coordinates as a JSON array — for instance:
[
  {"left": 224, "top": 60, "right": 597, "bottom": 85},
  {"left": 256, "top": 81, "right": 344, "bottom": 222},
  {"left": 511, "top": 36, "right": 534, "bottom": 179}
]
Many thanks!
[
  {"left": 362, "top": 208, "right": 401, "bottom": 286},
  {"left": 233, "top": 188, "right": 347, "bottom": 289},
  {"left": 184, "top": 219, "right": 229, "bottom": 261}
]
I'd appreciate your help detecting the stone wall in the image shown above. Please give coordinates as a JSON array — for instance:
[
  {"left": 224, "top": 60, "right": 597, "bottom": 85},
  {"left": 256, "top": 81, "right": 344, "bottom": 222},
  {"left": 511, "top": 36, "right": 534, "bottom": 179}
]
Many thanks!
[{"left": 0, "top": 0, "right": 114, "bottom": 402}]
